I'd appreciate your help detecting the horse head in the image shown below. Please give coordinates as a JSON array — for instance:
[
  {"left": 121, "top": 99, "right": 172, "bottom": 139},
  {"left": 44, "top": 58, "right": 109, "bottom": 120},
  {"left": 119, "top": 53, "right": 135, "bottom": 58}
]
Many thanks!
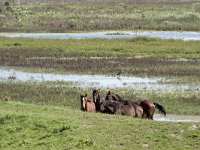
[
  {"left": 92, "top": 89, "right": 100, "bottom": 102},
  {"left": 99, "top": 100, "right": 115, "bottom": 114},
  {"left": 80, "top": 94, "right": 87, "bottom": 111},
  {"left": 105, "top": 91, "right": 131, "bottom": 105},
  {"left": 105, "top": 91, "right": 120, "bottom": 101}
]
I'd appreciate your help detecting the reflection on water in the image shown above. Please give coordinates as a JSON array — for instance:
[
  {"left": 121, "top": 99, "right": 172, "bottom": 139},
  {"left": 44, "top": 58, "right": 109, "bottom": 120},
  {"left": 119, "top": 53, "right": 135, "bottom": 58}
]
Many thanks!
[
  {"left": 0, "top": 68, "right": 199, "bottom": 92},
  {"left": 1, "top": 31, "right": 200, "bottom": 40},
  {"left": 0, "top": 68, "right": 160, "bottom": 87}
]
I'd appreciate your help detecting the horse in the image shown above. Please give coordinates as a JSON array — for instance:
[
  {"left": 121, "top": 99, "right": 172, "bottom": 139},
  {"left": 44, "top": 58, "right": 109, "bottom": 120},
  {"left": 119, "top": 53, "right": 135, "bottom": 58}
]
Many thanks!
[
  {"left": 80, "top": 94, "right": 96, "bottom": 112},
  {"left": 92, "top": 89, "right": 105, "bottom": 112},
  {"left": 99, "top": 100, "right": 143, "bottom": 118},
  {"left": 105, "top": 91, "right": 166, "bottom": 120},
  {"left": 105, "top": 91, "right": 138, "bottom": 105}
]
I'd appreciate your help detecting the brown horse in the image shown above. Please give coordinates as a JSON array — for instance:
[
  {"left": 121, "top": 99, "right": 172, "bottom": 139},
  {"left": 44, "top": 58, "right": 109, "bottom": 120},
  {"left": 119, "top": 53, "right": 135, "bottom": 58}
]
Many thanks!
[
  {"left": 105, "top": 91, "right": 166, "bottom": 120},
  {"left": 99, "top": 100, "right": 143, "bottom": 118},
  {"left": 80, "top": 94, "right": 96, "bottom": 112},
  {"left": 92, "top": 89, "right": 105, "bottom": 112}
]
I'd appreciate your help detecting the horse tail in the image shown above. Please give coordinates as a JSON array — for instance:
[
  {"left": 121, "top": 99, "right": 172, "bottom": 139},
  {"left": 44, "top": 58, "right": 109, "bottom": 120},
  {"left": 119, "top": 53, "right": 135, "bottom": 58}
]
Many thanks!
[{"left": 154, "top": 103, "right": 166, "bottom": 116}]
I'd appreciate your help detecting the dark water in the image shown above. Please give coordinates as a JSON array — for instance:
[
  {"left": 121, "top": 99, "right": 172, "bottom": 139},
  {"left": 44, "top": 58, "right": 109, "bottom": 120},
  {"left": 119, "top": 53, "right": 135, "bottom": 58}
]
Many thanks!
[{"left": 1, "top": 31, "right": 200, "bottom": 40}]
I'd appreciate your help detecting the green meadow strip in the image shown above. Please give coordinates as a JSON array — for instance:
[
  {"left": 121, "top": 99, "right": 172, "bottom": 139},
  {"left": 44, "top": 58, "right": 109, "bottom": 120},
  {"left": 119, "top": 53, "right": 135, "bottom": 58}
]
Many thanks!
[
  {"left": 0, "top": 100, "right": 200, "bottom": 149},
  {"left": 0, "top": 37, "right": 200, "bottom": 77},
  {"left": 0, "top": 82, "right": 200, "bottom": 115}
]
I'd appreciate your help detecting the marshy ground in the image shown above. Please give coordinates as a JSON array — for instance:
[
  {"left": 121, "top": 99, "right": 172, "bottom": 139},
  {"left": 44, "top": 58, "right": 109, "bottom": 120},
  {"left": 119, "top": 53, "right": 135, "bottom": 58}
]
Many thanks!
[
  {"left": 0, "top": 36, "right": 199, "bottom": 116},
  {"left": 0, "top": 0, "right": 200, "bottom": 148}
]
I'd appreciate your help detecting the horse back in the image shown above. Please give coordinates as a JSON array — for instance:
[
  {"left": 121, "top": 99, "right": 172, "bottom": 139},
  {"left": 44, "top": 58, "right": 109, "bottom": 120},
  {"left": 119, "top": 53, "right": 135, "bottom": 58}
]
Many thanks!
[{"left": 117, "top": 104, "right": 135, "bottom": 117}]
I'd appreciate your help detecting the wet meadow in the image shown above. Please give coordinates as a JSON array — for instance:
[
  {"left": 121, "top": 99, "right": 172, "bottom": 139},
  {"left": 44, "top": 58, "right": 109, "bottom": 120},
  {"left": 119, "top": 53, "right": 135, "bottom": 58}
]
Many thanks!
[
  {"left": 0, "top": 36, "right": 200, "bottom": 149},
  {"left": 1, "top": 0, "right": 200, "bottom": 149},
  {"left": 0, "top": 36, "right": 200, "bottom": 114},
  {"left": 0, "top": 36, "right": 200, "bottom": 77}
]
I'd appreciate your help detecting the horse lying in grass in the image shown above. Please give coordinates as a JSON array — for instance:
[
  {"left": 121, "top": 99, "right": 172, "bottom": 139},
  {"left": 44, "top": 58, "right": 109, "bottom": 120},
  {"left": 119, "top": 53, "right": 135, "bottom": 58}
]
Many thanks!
[
  {"left": 92, "top": 89, "right": 143, "bottom": 118},
  {"left": 99, "top": 100, "right": 143, "bottom": 118},
  {"left": 80, "top": 94, "right": 96, "bottom": 112},
  {"left": 105, "top": 91, "right": 166, "bottom": 120}
]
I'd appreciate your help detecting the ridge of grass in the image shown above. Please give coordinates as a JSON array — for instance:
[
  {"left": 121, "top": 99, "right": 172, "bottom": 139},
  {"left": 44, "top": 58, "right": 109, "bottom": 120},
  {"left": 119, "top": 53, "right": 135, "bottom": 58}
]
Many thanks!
[{"left": 0, "top": 100, "right": 200, "bottom": 149}]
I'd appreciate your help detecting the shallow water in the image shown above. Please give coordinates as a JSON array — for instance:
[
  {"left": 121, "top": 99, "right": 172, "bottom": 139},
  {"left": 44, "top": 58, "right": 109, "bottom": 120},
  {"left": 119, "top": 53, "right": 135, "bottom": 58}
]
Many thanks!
[
  {"left": 1, "top": 68, "right": 200, "bottom": 122},
  {"left": 1, "top": 31, "right": 200, "bottom": 40},
  {"left": 0, "top": 68, "right": 199, "bottom": 92},
  {"left": 154, "top": 114, "right": 200, "bottom": 123},
  {"left": 0, "top": 68, "right": 161, "bottom": 87}
]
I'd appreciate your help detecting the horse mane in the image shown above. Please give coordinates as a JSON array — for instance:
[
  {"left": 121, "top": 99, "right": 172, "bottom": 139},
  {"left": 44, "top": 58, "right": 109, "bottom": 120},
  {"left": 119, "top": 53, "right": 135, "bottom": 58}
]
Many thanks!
[
  {"left": 111, "top": 92, "right": 132, "bottom": 105},
  {"left": 113, "top": 93, "right": 124, "bottom": 101}
]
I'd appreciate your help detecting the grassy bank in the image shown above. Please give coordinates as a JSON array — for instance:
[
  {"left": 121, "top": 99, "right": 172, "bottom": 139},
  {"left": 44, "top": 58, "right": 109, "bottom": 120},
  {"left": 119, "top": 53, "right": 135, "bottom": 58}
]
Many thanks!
[
  {"left": 0, "top": 100, "right": 200, "bottom": 149},
  {"left": 0, "top": 0, "right": 200, "bottom": 32},
  {"left": 0, "top": 37, "right": 200, "bottom": 77},
  {"left": 1, "top": 82, "right": 200, "bottom": 115}
]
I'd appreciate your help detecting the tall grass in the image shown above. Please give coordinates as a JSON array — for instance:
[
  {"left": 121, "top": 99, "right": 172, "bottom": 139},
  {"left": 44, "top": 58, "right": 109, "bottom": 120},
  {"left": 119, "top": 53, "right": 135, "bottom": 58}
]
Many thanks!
[{"left": 1, "top": 0, "right": 200, "bottom": 32}]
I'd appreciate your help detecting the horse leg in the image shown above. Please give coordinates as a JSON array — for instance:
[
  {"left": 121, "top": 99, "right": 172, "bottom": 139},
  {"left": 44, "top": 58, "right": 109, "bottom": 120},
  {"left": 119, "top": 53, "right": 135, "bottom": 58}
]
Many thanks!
[
  {"left": 149, "top": 107, "right": 155, "bottom": 120},
  {"left": 145, "top": 103, "right": 156, "bottom": 120},
  {"left": 146, "top": 112, "right": 152, "bottom": 119},
  {"left": 115, "top": 109, "right": 122, "bottom": 115}
]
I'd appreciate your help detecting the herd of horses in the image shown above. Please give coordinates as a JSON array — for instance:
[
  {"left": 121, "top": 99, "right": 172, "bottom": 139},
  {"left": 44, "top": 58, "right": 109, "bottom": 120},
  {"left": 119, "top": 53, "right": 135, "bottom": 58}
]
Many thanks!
[{"left": 80, "top": 89, "right": 166, "bottom": 120}]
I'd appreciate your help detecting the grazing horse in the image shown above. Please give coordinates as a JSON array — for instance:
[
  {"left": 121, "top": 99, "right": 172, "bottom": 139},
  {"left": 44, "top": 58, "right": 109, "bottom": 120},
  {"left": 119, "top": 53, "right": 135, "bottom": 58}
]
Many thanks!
[
  {"left": 105, "top": 91, "right": 166, "bottom": 120},
  {"left": 80, "top": 94, "right": 96, "bottom": 112},
  {"left": 100, "top": 100, "right": 143, "bottom": 118}
]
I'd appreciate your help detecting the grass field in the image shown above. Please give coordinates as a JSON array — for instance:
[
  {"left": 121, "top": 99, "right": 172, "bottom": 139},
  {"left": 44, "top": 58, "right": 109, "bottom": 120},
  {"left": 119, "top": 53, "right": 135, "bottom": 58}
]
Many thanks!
[
  {"left": 0, "top": 36, "right": 200, "bottom": 149},
  {"left": 1, "top": 0, "right": 200, "bottom": 149},
  {"left": 0, "top": 0, "right": 200, "bottom": 32},
  {"left": 0, "top": 81, "right": 200, "bottom": 116},
  {"left": 0, "top": 100, "right": 200, "bottom": 149},
  {"left": 0, "top": 37, "right": 200, "bottom": 78},
  {"left": 0, "top": 37, "right": 199, "bottom": 112}
]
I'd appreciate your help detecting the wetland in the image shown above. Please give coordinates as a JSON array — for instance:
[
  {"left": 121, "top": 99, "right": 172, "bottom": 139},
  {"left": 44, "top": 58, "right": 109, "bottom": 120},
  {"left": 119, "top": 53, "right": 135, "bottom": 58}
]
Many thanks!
[{"left": 1, "top": 0, "right": 200, "bottom": 149}]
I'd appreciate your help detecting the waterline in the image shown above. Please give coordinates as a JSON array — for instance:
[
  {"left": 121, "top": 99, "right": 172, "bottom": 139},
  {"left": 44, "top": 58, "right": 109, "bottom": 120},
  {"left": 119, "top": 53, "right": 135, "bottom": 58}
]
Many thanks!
[
  {"left": 0, "top": 68, "right": 199, "bottom": 92},
  {"left": 1, "top": 31, "right": 200, "bottom": 40}
]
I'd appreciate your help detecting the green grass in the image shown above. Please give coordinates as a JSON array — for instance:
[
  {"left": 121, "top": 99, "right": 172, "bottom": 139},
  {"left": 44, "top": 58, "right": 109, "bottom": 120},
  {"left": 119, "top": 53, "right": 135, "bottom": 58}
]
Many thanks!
[
  {"left": 0, "top": 37, "right": 200, "bottom": 77},
  {"left": 1, "top": 36, "right": 199, "bottom": 58},
  {"left": 0, "top": 100, "right": 200, "bottom": 149},
  {"left": 1, "top": 1, "right": 200, "bottom": 148},
  {"left": 0, "top": 37, "right": 199, "bottom": 115},
  {"left": 1, "top": 82, "right": 200, "bottom": 115},
  {"left": 1, "top": 0, "right": 200, "bottom": 32}
]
